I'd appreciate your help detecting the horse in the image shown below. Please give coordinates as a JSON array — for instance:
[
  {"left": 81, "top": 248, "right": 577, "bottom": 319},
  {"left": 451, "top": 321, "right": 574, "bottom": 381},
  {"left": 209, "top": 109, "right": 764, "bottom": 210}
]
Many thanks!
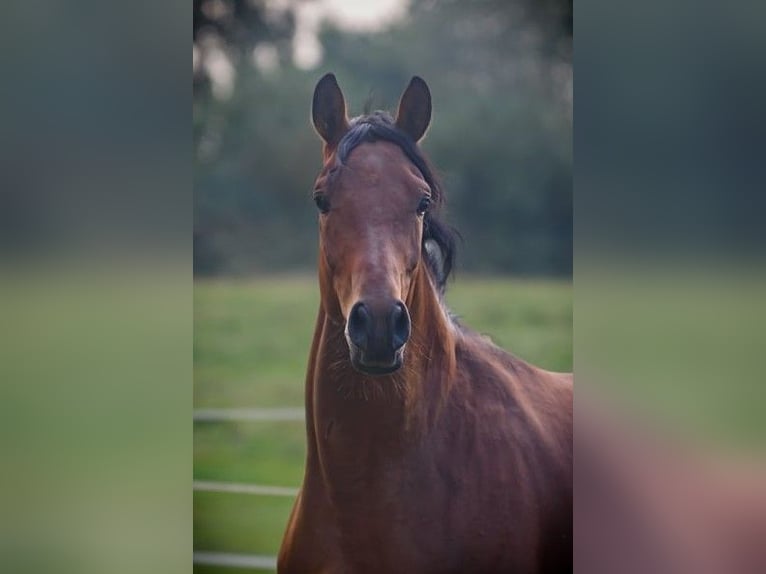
[{"left": 278, "top": 73, "right": 572, "bottom": 574}]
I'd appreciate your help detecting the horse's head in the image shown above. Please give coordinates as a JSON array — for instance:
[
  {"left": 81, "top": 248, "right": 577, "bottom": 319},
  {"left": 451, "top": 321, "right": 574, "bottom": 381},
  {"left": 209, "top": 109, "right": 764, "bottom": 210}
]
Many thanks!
[{"left": 310, "top": 74, "right": 454, "bottom": 376}]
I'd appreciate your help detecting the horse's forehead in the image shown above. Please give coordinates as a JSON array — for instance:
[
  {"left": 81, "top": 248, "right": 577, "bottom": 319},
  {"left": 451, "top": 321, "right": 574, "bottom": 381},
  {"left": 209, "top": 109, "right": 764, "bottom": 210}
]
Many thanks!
[{"left": 344, "top": 141, "right": 417, "bottom": 181}]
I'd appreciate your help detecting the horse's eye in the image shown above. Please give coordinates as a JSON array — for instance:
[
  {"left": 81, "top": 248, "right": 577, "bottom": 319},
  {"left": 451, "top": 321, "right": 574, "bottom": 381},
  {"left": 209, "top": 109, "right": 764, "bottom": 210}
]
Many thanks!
[
  {"left": 314, "top": 194, "right": 330, "bottom": 214},
  {"left": 416, "top": 196, "right": 431, "bottom": 216}
]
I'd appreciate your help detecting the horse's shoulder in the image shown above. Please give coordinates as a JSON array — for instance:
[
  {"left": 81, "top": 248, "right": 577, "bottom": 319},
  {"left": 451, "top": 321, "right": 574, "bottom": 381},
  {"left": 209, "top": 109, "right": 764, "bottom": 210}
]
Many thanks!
[
  {"left": 451, "top": 329, "right": 572, "bottom": 453},
  {"left": 455, "top": 329, "right": 568, "bottom": 391}
]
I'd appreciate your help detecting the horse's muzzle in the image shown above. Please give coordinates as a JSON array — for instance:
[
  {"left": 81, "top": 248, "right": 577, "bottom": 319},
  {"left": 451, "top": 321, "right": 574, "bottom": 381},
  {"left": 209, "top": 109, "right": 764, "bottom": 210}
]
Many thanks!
[{"left": 345, "top": 299, "right": 411, "bottom": 376}]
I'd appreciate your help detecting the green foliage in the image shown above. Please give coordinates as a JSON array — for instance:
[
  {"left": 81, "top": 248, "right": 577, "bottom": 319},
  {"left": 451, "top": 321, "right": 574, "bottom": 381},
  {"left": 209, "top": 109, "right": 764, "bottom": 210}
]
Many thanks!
[{"left": 194, "top": 1, "right": 572, "bottom": 276}]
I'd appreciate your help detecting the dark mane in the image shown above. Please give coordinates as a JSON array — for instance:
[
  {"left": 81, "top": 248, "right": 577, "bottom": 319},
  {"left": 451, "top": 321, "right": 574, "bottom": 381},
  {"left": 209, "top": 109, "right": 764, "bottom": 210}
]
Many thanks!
[{"left": 334, "top": 111, "right": 457, "bottom": 294}]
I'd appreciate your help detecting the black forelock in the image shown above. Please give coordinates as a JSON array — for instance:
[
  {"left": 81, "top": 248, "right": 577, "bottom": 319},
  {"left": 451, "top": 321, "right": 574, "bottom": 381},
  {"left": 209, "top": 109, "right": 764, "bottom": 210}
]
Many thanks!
[{"left": 333, "top": 112, "right": 457, "bottom": 294}]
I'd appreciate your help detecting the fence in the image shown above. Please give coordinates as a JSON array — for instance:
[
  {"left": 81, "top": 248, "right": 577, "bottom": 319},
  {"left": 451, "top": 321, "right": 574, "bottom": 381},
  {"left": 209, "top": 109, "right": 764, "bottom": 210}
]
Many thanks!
[{"left": 194, "top": 407, "right": 304, "bottom": 571}]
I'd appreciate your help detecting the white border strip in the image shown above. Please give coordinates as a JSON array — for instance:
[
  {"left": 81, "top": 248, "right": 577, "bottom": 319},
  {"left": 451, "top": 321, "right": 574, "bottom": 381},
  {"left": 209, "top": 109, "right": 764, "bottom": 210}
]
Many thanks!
[
  {"left": 193, "top": 480, "right": 299, "bottom": 497},
  {"left": 193, "top": 551, "right": 277, "bottom": 569},
  {"left": 193, "top": 407, "right": 304, "bottom": 422}
]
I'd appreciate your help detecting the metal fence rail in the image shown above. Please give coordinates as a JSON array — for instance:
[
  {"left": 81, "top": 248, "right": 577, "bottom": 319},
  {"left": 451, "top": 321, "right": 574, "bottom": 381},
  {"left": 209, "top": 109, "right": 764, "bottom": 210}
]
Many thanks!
[
  {"left": 193, "top": 481, "right": 294, "bottom": 569},
  {"left": 194, "top": 551, "right": 277, "bottom": 570},
  {"left": 193, "top": 480, "right": 299, "bottom": 497},
  {"left": 193, "top": 407, "right": 304, "bottom": 422},
  {"left": 194, "top": 408, "right": 302, "bottom": 569}
]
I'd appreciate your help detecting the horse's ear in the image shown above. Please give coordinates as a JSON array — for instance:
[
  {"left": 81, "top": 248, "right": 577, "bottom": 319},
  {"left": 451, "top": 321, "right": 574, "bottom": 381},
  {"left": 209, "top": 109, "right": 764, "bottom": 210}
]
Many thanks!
[
  {"left": 312, "top": 73, "right": 349, "bottom": 147},
  {"left": 395, "top": 76, "right": 432, "bottom": 142}
]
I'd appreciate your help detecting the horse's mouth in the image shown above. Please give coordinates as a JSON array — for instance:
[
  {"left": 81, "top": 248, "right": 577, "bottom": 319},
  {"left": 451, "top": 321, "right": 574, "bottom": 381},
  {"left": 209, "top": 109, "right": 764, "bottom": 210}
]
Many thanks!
[
  {"left": 348, "top": 344, "right": 404, "bottom": 376},
  {"left": 354, "top": 363, "right": 401, "bottom": 376}
]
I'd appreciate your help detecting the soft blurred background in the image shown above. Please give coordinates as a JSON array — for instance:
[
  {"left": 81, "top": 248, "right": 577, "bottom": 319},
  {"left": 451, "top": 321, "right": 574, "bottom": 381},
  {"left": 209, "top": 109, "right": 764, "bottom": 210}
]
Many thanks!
[
  {"left": 2, "top": 0, "right": 763, "bottom": 572},
  {"left": 193, "top": 0, "right": 571, "bottom": 571},
  {"left": 194, "top": 0, "right": 572, "bottom": 277}
]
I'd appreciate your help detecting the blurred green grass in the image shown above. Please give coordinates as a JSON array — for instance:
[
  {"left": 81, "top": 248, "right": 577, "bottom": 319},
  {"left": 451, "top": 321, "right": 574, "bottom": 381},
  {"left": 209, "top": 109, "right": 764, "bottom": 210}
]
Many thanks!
[{"left": 193, "top": 276, "right": 571, "bottom": 572}]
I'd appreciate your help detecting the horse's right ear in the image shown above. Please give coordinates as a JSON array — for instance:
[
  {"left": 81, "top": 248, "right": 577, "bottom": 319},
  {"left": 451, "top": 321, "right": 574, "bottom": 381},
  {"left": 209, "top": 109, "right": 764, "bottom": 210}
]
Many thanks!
[
  {"left": 312, "top": 73, "right": 349, "bottom": 148},
  {"left": 395, "top": 76, "right": 432, "bottom": 142}
]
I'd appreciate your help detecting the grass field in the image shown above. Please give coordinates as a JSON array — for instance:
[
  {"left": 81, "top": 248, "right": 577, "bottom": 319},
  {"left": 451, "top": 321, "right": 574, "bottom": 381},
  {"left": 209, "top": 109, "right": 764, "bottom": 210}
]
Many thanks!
[{"left": 193, "top": 276, "right": 572, "bottom": 572}]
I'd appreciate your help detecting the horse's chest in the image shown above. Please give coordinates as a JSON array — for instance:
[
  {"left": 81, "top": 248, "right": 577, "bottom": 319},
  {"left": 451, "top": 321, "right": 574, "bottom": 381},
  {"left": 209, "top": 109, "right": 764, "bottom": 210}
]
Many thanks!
[
  {"left": 314, "top": 422, "right": 543, "bottom": 573},
  {"left": 321, "top": 462, "right": 509, "bottom": 573}
]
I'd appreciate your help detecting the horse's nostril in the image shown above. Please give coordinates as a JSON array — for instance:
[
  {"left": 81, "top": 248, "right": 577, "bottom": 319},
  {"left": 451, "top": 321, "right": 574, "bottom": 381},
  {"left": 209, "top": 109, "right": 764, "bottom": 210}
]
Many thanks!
[
  {"left": 391, "top": 301, "right": 411, "bottom": 351},
  {"left": 347, "top": 302, "right": 370, "bottom": 349}
]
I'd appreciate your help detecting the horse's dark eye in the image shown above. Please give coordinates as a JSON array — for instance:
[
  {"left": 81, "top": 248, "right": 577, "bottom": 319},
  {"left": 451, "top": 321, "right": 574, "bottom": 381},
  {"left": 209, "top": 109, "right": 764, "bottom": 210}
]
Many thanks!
[
  {"left": 314, "top": 194, "right": 330, "bottom": 214},
  {"left": 417, "top": 196, "right": 431, "bottom": 216}
]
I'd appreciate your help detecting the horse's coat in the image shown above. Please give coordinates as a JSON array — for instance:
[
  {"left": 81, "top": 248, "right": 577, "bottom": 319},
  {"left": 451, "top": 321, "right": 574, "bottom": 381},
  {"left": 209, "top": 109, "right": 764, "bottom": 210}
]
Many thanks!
[{"left": 278, "top": 74, "right": 572, "bottom": 574}]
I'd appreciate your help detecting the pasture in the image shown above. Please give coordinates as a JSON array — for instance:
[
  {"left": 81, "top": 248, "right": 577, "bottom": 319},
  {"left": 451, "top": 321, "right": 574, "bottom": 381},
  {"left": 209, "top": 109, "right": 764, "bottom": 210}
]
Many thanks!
[{"left": 194, "top": 276, "right": 572, "bottom": 573}]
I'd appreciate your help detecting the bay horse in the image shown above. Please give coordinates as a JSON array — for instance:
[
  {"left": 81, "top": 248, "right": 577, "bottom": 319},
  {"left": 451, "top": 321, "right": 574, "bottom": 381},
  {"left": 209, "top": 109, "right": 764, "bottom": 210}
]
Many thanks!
[{"left": 278, "top": 74, "right": 572, "bottom": 574}]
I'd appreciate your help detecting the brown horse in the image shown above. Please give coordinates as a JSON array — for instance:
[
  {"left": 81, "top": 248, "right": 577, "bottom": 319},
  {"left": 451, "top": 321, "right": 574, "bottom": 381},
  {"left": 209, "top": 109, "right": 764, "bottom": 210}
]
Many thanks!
[{"left": 278, "top": 74, "right": 572, "bottom": 574}]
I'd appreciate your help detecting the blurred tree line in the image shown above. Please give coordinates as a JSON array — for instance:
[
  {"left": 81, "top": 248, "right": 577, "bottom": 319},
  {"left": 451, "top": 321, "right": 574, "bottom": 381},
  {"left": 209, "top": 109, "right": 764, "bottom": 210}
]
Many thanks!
[{"left": 194, "top": 0, "right": 572, "bottom": 276}]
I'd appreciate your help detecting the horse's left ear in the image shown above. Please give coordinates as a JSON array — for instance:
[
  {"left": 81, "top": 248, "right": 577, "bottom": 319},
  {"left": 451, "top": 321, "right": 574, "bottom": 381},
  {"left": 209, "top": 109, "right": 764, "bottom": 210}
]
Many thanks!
[{"left": 395, "top": 76, "right": 432, "bottom": 142}]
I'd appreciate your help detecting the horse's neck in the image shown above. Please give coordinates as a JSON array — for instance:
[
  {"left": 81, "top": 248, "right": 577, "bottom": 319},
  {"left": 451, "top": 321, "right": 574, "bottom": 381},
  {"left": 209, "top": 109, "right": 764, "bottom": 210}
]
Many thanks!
[{"left": 306, "top": 268, "right": 456, "bottom": 447}]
